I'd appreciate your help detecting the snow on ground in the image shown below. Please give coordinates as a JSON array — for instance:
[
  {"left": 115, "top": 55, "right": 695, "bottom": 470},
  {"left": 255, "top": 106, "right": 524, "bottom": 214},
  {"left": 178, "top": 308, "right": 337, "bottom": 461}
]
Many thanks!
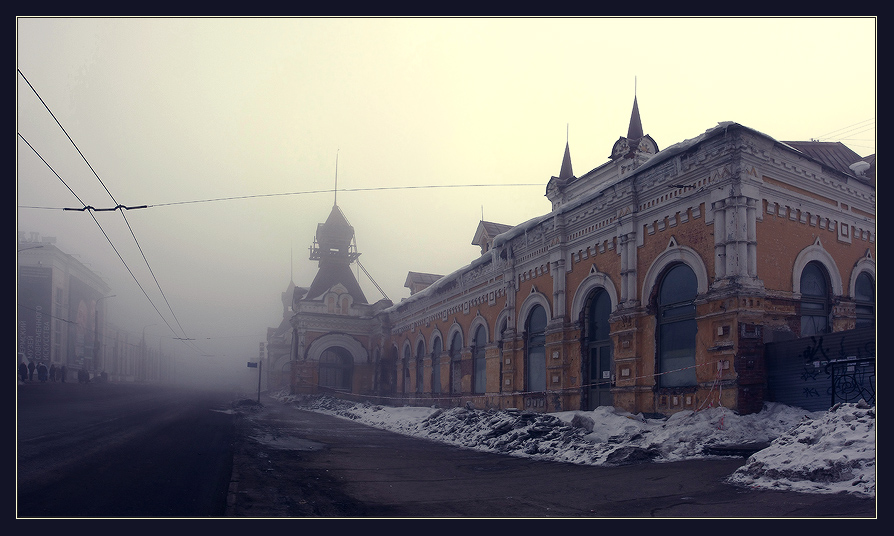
[{"left": 267, "top": 392, "right": 875, "bottom": 498}]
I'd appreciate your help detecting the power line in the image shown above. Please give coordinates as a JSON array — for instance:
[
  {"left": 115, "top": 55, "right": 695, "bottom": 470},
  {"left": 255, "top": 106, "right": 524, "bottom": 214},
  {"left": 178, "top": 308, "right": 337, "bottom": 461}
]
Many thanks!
[
  {"left": 18, "top": 133, "right": 180, "bottom": 338},
  {"left": 150, "top": 183, "right": 543, "bottom": 208},
  {"left": 19, "top": 183, "right": 544, "bottom": 212},
  {"left": 815, "top": 118, "right": 875, "bottom": 140},
  {"left": 18, "top": 69, "right": 192, "bottom": 345}
]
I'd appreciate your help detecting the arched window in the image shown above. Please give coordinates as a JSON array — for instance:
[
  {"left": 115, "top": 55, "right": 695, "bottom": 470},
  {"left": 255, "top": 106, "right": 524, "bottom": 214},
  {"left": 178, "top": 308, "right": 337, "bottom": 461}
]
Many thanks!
[
  {"left": 525, "top": 305, "right": 547, "bottom": 392},
  {"left": 472, "top": 326, "right": 487, "bottom": 394},
  {"left": 431, "top": 336, "right": 442, "bottom": 394},
  {"left": 585, "top": 289, "right": 613, "bottom": 409},
  {"left": 319, "top": 346, "right": 353, "bottom": 391},
  {"left": 415, "top": 340, "right": 425, "bottom": 394},
  {"left": 800, "top": 261, "right": 831, "bottom": 336},
  {"left": 449, "top": 332, "right": 462, "bottom": 395},
  {"left": 657, "top": 263, "right": 697, "bottom": 387},
  {"left": 403, "top": 344, "right": 411, "bottom": 394},
  {"left": 854, "top": 272, "right": 875, "bottom": 329}
]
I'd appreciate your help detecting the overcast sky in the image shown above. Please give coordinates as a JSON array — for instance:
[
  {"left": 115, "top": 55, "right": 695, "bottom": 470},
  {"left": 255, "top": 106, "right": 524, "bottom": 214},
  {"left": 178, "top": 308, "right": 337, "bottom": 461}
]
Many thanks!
[{"left": 16, "top": 17, "right": 876, "bottom": 370}]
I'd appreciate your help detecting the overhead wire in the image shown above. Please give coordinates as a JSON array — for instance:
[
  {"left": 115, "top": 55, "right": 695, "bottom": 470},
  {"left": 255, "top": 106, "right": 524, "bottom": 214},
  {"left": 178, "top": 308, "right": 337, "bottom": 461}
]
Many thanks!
[
  {"left": 18, "top": 132, "right": 182, "bottom": 343},
  {"left": 18, "top": 182, "right": 544, "bottom": 212},
  {"left": 18, "top": 69, "right": 199, "bottom": 353}
]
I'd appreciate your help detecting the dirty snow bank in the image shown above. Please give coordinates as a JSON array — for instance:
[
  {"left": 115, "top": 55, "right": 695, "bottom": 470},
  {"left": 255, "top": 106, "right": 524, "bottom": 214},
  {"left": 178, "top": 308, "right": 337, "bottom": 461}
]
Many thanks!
[
  {"left": 272, "top": 393, "right": 875, "bottom": 498},
  {"left": 728, "top": 401, "right": 875, "bottom": 497}
]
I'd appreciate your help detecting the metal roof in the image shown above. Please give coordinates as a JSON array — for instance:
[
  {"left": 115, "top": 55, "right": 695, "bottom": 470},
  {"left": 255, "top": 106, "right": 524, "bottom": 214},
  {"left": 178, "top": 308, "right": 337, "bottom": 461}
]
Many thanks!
[{"left": 782, "top": 141, "right": 874, "bottom": 181}]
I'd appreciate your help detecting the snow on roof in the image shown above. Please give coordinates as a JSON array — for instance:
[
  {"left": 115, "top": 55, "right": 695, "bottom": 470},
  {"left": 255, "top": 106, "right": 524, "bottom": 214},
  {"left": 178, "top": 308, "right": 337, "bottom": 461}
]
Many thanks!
[{"left": 384, "top": 121, "right": 861, "bottom": 316}]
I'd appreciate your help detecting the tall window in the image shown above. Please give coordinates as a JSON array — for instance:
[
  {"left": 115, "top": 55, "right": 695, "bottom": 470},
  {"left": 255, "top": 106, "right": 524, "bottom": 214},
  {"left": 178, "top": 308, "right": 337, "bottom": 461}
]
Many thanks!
[
  {"left": 403, "top": 345, "right": 411, "bottom": 394},
  {"left": 431, "top": 336, "right": 442, "bottom": 394},
  {"left": 657, "top": 264, "right": 697, "bottom": 387},
  {"left": 586, "top": 289, "right": 613, "bottom": 409},
  {"left": 472, "top": 326, "right": 487, "bottom": 394},
  {"left": 415, "top": 341, "right": 425, "bottom": 394},
  {"left": 525, "top": 305, "right": 547, "bottom": 392},
  {"left": 319, "top": 346, "right": 353, "bottom": 391},
  {"left": 449, "top": 332, "right": 462, "bottom": 394},
  {"left": 854, "top": 272, "right": 875, "bottom": 329},
  {"left": 800, "top": 261, "right": 831, "bottom": 336}
]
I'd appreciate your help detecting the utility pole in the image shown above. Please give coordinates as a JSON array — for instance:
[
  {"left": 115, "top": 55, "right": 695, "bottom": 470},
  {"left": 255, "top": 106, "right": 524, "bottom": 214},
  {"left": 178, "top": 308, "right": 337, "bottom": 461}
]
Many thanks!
[{"left": 257, "top": 360, "right": 262, "bottom": 404}]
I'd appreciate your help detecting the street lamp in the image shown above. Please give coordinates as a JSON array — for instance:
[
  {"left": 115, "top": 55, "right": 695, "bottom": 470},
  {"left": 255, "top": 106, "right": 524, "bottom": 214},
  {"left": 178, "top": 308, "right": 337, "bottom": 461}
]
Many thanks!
[{"left": 94, "top": 295, "right": 116, "bottom": 374}]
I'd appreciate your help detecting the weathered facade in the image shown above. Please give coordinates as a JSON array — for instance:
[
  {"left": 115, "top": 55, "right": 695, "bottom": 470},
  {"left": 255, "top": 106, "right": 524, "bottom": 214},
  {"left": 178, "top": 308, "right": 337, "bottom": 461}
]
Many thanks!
[{"left": 276, "top": 99, "right": 876, "bottom": 416}]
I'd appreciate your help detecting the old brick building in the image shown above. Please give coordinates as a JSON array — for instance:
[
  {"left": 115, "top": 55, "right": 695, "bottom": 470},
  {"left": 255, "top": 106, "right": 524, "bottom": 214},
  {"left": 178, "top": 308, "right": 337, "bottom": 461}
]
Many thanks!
[{"left": 278, "top": 98, "right": 875, "bottom": 416}]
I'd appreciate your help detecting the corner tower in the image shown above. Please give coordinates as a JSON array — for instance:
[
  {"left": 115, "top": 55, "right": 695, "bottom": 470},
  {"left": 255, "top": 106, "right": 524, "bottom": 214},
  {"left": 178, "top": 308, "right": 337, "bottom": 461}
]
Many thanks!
[{"left": 306, "top": 204, "right": 368, "bottom": 304}]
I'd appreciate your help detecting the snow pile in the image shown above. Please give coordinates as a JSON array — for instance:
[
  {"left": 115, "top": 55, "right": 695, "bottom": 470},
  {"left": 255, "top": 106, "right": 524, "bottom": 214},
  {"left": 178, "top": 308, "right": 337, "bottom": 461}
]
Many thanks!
[
  {"left": 274, "top": 393, "right": 875, "bottom": 498},
  {"left": 728, "top": 401, "right": 875, "bottom": 497}
]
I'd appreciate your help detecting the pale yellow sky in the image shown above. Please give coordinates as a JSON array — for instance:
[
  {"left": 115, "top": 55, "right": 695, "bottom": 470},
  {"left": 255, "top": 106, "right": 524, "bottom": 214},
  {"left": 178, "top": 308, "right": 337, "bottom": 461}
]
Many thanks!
[{"left": 16, "top": 17, "right": 876, "bottom": 366}]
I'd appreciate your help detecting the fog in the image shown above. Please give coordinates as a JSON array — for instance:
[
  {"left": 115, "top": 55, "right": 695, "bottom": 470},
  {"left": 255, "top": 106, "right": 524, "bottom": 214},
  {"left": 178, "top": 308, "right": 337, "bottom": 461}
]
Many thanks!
[{"left": 15, "top": 17, "right": 876, "bottom": 379}]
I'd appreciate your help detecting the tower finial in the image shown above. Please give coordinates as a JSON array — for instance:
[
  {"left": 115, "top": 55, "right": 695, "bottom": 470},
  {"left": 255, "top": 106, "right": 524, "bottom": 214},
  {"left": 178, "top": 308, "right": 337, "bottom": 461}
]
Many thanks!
[{"left": 334, "top": 150, "right": 339, "bottom": 206}]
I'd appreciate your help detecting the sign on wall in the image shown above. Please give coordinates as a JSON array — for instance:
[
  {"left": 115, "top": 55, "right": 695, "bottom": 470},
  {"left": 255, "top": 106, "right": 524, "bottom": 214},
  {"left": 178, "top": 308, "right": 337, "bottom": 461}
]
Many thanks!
[{"left": 17, "top": 266, "right": 53, "bottom": 363}]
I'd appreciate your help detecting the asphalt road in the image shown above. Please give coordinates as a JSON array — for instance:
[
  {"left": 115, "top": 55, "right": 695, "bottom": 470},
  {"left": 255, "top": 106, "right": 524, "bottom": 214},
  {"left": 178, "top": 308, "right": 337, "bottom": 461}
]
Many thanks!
[
  {"left": 17, "top": 382, "right": 877, "bottom": 519},
  {"left": 17, "top": 381, "right": 237, "bottom": 518}
]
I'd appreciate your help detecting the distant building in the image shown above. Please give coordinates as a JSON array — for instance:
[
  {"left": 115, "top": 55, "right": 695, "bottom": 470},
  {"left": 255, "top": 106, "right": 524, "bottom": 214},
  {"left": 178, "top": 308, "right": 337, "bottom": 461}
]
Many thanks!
[
  {"left": 17, "top": 233, "right": 111, "bottom": 380},
  {"left": 275, "top": 98, "right": 875, "bottom": 416},
  {"left": 17, "top": 232, "right": 171, "bottom": 383}
]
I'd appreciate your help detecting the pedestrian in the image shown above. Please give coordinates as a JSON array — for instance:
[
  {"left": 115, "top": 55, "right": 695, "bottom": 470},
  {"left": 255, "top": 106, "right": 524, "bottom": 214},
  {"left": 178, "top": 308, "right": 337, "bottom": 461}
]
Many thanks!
[
  {"left": 19, "top": 362, "right": 28, "bottom": 383},
  {"left": 27, "top": 360, "right": 35, "bottom": 381},
  {"left": 49, "top": 363, "right": 57, "bottom": 382},
  {"left": 60, "top": 365, "right": 67, "bottom": 383},
  {"left": 37, "top": 362, "right": 48, "bottom": 382}
]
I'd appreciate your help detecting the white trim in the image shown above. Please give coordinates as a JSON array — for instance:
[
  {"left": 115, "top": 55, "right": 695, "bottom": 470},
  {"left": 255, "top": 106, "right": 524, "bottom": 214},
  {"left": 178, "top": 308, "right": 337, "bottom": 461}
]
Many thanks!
[
  {"left": 792, "top": 241, "right": 844, "bottom": 296},
  {"left": 642, "top": 244, "right": 709, "bottom": 301},
  {"left": 570, "top": 270, "right": 619, "bottom": 322},
  {"left": 306, "top": 333, "right": 367, "bottom": 363},
  {"left": 518, "top": 291, "right": 552, "bottom": 332},
  {"left": 414, "top": 333, "right": 427, "bottom": 357},
  {"left": 848, "top": 255, "right": 876, "bottom": 298},
  {"left": 469, "top": 314, "right": 490, "bottom": 345},
  {"left": 495, "top": 309, "right": 512, "bottom": 341},
  {"left": 445, "top": 322, "right": 464, "bottom": 354},
  {"left": 428, "top": 328, "right": 444, "bottom": 356}
]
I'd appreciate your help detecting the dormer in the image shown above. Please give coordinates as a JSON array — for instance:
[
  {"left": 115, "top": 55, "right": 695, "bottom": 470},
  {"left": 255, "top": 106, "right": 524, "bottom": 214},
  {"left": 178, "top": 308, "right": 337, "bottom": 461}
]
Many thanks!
[
  {"left": 472, "top": 220, "right": 513, "bottom": 255},
  {"left": 404, "top": 271, "right": 443, "bottom": 295}
]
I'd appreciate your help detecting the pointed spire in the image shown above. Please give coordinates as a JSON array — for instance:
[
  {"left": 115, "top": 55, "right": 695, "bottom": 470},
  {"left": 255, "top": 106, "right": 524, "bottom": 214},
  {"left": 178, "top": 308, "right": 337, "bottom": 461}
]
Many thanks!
[
  {"left": 559, "top": 141, "right": 574, "bottom": 180},
  {"left": 557, "top": 123, "right": 573, "bottom": 180},
  {"left": 627, "top": 96, "right": 643, "bottom": 142},
  {"left": 333, "top": 150, "right": 339, "bottom": 207}
]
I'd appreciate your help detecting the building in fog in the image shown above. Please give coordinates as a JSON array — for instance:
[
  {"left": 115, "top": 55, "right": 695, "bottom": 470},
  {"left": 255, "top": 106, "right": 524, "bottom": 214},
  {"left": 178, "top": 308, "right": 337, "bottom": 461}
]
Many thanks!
[
  {"left": 17, "top": 233, "right": 111, "bottom": 381},
  {"left": 17, "top": 232, "right": 172, "bottom": 383},
  {"left": 277, "top": 97, "right": 876, "bottom": 416}
]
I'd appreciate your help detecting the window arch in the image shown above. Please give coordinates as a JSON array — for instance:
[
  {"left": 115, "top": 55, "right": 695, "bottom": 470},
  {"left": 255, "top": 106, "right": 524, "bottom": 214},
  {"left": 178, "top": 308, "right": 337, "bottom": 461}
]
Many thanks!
[
  {"left": 800, "top": 261, "right": 831, "bottom": 336},
  {"left": 525, "top": 304, "right": 547, "bottom": 392},
  {"left": 472, "top": 325, "right": 487, "bottom": 394},
  {"left": 854, "top": 271, "right": 875, "bottom": 328},
  {"left": 431, "top": 336, "right": 442, "bottom": 394},
  {"left": 449, "top": 331, "right": 462, "bottom": 395},
  {"left": 656, "top": 263, "right": 697, "bottom": 387},
  {"left": 415, "top": 340, "right": 425, "bottom": 394},
  {"left": 319, "top": 346, "right": 353, "bottom": 391}
]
